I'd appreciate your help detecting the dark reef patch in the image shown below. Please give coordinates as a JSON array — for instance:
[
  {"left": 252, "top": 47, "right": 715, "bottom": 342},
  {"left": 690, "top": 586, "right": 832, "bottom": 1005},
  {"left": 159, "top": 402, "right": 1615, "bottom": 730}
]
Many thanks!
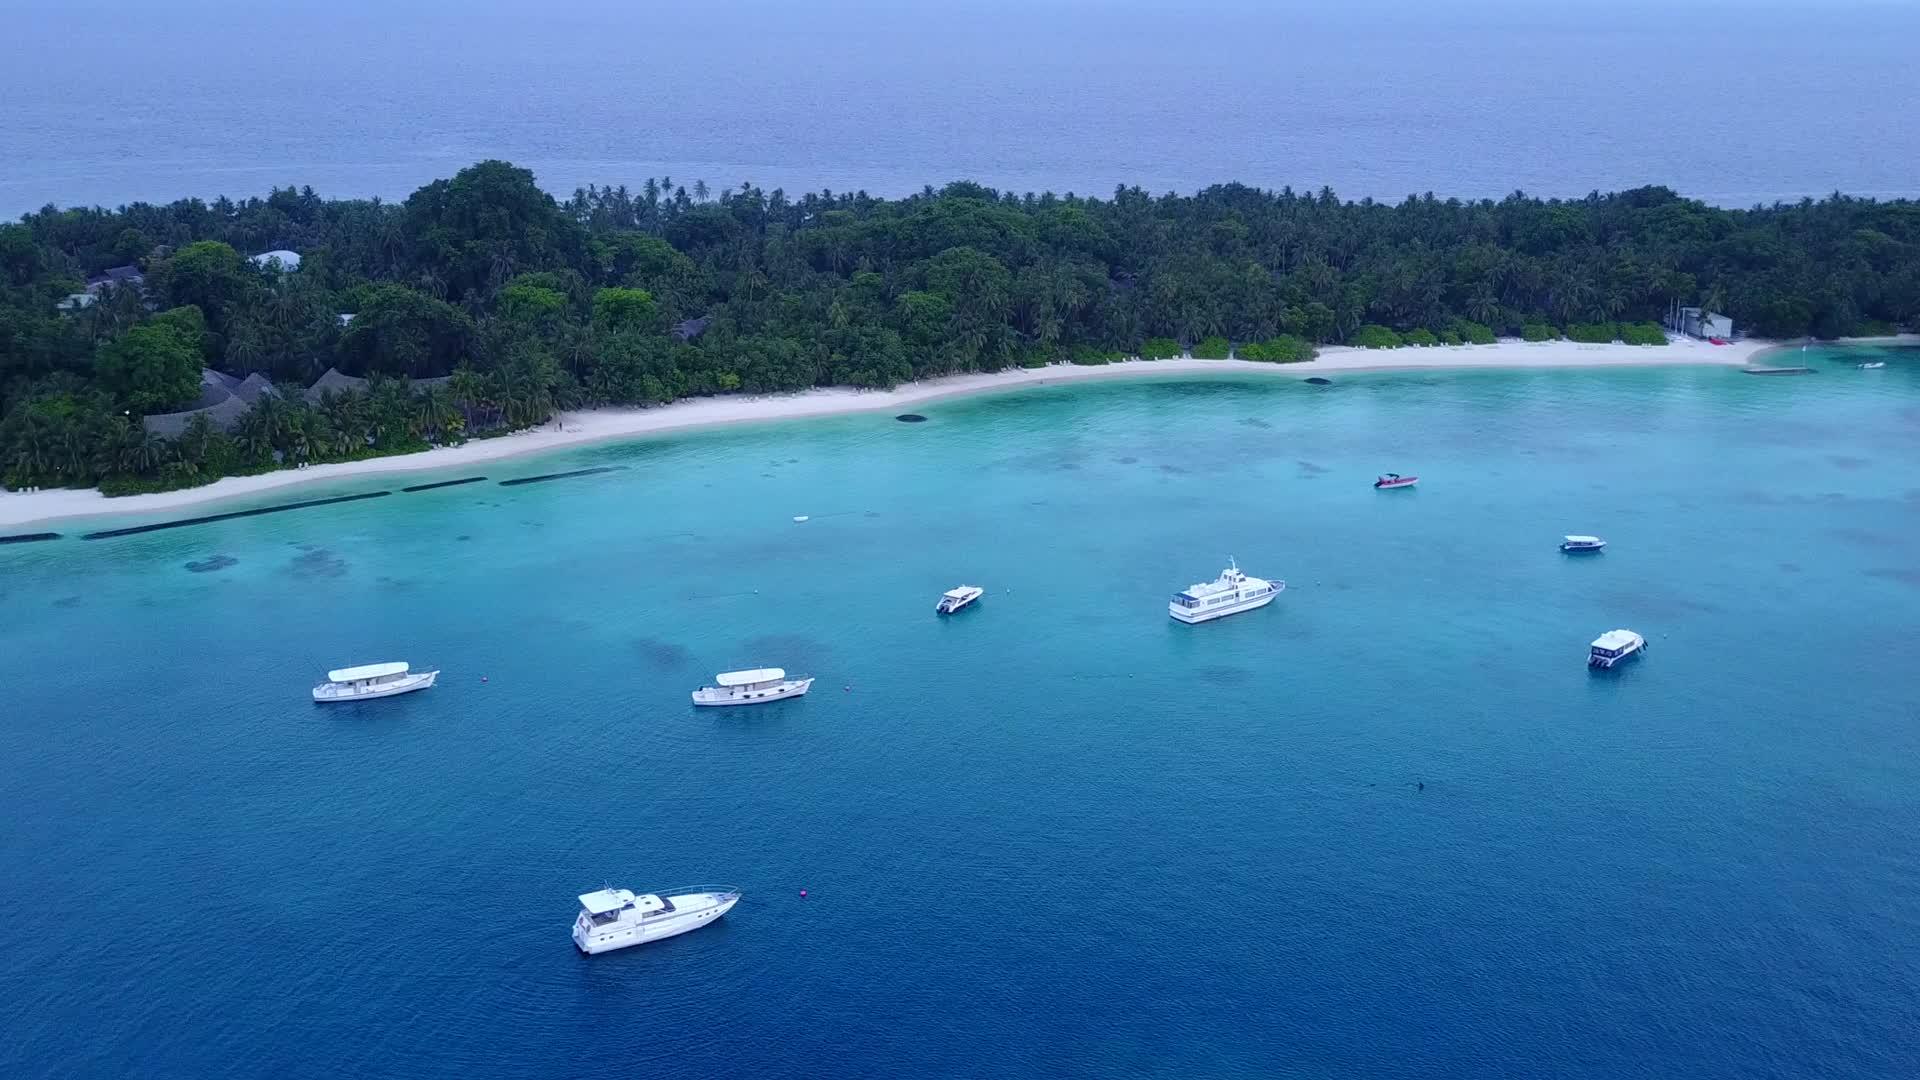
[
  {"left": 896, "top": 414, "right": 927, "bottom": 423},
  {"left": 1305, "top": 377, "right": 1333, "bottom": 385},
  {"left": 1239, "top": 417, "right": 1273, "bottom": 429},
  {"left": 1297, "top": 460, "right": 1330, "bottom": 476},
  {"left": 1866, "top": 568, "right": 1920, "bottom": 588},
  {"left": 1826, "top": 455, "right": 1871, "bottom": 471},
  {"left": 0, "top": 531, "right": 59, "bottom": 545},
  {"left": 185, "top": 554, "right": 238, "bottom": 573},
  {"left": 1195, "top": 665, "right": 1252, "bottom": 684},
  {"left": 1115, "top": 456, "right": 1139, "bottom": 465},
  {"left": 290, "top": 547, "right": 347, "bottom": 578},
  {"left": 633, "top": 637, "right": 693, "bottom": 669},
  {"left": 53, "top": 595, "right": 82, "bottom": 608}
]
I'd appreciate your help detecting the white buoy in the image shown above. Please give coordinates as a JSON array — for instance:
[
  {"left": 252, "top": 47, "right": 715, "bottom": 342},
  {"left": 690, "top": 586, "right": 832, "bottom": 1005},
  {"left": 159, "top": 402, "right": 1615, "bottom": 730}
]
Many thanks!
[{"left": 793, "top": 515, "right": 810, "bottom": 523}]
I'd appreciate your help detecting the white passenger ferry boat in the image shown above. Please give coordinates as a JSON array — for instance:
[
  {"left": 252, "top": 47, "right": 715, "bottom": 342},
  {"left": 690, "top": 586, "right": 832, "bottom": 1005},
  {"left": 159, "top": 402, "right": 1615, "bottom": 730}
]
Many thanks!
[
  {"left": 691, "top": 667, "right": 814, "bottom": 706},
  {"left": 572, "top": 886, "right": 741, "bottom": 954},
  {"left": 1588, "top": 629, "right": 1646, "bottom": 669},
  {"left": 937, "top": 585, "right": 984, "bottom": 614},
  {"left": 1560, "top": 535, "right": 1607, "bottom": 552},
  {"left": 1169, "top": 559, "right": 1284, "bottom": 623},
  {"left": 311, "top": 661, "right": 438, "bottom": 702}
]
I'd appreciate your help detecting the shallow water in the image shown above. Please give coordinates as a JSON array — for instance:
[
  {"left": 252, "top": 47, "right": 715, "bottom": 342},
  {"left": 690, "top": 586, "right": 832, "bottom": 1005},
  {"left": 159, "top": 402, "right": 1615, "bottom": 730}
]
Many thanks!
[{"left": 5, "top": 349, "right": 1919, "bottom": 1078}]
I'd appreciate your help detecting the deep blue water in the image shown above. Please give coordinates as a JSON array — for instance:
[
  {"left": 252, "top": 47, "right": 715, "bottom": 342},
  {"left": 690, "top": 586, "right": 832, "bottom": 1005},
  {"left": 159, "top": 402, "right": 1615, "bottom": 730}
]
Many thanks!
[
  {"left": 4, "top": 350, "right": 1920, "bottom": 1077},
  {"left": 4, "top": 0, "right": 1919, "bottom": 215}
]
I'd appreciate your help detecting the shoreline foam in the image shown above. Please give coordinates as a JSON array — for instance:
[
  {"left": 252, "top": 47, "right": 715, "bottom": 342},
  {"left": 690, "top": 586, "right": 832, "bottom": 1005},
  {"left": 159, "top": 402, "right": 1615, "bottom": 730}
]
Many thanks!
[{"left": 0, "top": 336, "right": 1791, "bottom": 529}]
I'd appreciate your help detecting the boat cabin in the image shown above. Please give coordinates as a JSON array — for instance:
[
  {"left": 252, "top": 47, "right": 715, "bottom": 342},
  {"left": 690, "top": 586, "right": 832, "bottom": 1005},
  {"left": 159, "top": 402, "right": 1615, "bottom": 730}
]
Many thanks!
[
  {"left": 576, "top": 888, "right": 675, "bottom": 927},
  {"left": 323, "top": 662, "right": 409, "bottom": 688},
  {"left": 714, "top": 667, "right": 785, "bottom": 692},
  {"left": 1561, "top": 535, "right": 1606, "bottom": 552},
  {"left": 1588, "top": 630, "right": 1645, "bottom": 668}
]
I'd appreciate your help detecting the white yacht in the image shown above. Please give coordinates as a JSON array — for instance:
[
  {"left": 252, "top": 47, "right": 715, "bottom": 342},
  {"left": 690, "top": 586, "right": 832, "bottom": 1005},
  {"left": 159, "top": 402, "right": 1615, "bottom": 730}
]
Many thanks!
[
  {"left": 572, "top": 886, "right": 741, "bottom": 954},
  {"left": 937, "top": 585, "right": 984, "bottom": 614},
  {"left": 691, "top": 667, "right": 814, "bottom": 706},
  {"left": 1588, "top": 629, "right": 1646, "bottom": 669},
  {"left": 1169, "top": 559, "right": 1284, "bottom": 623},
  {"left": 1561, "top": 535, "right": 1607, "bottom": 552},
  {"left": 312, "top": 661, "right": 438, "bottom": 702}
]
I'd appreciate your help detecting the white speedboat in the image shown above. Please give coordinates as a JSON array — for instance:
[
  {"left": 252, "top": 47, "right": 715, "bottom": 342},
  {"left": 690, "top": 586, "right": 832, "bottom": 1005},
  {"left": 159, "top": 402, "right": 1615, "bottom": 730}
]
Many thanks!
[
  {"left": 937, "top": 585, "right": 984, "bottom": 614},
  {"left": 691, "top": 667, "right": 814, "bottom": 706},
  {"left": 1169, "top": 559, "right": 1284, "bottom": 623},
  {"left": 1561, "top": 535, "right": 1607, "bottom": 552},
  {"left": 312, "top": 661, "right": 438, "bottom": 702},
  {"left": 572, "top": 886, "right": 740, "bottom": 954},
  {"left": 1588, "top": 629, "right": 1646, "bottom": 669},
  {"left": 1859, "top": 361, "right": 1885, "bottom": 369}
]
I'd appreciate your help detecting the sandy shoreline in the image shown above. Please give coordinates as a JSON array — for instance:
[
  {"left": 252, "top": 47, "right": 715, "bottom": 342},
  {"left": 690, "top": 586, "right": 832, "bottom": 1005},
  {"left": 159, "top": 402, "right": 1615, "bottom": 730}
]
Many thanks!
[{"left": 0, "top": 337, "right": 1784, "bottom": 530}]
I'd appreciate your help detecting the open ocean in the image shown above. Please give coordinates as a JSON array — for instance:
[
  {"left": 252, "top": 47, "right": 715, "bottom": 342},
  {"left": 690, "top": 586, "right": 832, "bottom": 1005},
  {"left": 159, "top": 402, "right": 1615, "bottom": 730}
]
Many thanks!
[
  {"left": 3, "top": 347, "right": 1918, "bottom": 1078},
  {"left": 3, "top": 0, "right": 1919, "bottom": 214}
]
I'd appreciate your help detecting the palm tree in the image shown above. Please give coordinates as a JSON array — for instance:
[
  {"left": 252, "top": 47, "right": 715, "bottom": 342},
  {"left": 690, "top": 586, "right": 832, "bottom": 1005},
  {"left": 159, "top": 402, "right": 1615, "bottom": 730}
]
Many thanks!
[
  {"left": 1467, "top": 287, "right": 1500, "bottom": 325},
  {"left": 415, "top": 384, "right": 463, "bottom": 444}
]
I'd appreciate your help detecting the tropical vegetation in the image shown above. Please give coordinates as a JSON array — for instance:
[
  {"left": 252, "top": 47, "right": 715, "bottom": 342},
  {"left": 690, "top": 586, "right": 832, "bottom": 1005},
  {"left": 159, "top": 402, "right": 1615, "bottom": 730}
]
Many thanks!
[{"left": 3, "top": 161, "right": 1917, "bottom": 493}]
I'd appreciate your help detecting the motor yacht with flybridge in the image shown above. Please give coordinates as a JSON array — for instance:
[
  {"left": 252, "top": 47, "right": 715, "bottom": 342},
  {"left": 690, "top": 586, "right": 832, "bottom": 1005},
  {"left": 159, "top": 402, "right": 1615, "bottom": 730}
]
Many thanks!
[
  {"left": 1169, "top": 558, "right": 1283, "bottom": 624},
  {"left": 571, "top": 886, "right": 741, "bottom": 954}
]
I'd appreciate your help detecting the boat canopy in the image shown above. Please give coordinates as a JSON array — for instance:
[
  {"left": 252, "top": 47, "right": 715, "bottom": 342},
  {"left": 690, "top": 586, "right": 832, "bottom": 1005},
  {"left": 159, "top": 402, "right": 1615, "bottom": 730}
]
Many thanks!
[
  {"left": 1590, "top": 630, "right": 1640, "bottom": 651},
  {"left": 578, "top": 888, "right": 634, "bottom": 915},
  {"left": 1564, "top": 535, "right": 1603, "bottom": 544},
  {"left": 943, "top": 586, "right": 980, "bottom": 599},
  {"left": 327, "top": 661, "right": 408, "bottom": 683},
  {"left": 716, "top": 667, "right": 785, "bottom": 687}
]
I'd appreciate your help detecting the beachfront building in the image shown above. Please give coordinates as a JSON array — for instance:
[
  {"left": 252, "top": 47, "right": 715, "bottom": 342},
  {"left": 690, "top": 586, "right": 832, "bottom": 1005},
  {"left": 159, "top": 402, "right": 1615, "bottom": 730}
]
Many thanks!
[
  {"left": 1678, "top": 307, "right": 1733, "bottom": 340},
  {"left": 143, "top": 370, "right": 282, "bottom": 437}
]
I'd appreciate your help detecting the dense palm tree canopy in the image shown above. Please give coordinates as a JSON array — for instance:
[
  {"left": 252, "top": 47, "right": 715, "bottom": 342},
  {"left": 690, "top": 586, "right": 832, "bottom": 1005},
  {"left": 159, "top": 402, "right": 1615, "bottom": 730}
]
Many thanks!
[{"left": 3, "top": 159, "right": 1917, "bottom": 494}]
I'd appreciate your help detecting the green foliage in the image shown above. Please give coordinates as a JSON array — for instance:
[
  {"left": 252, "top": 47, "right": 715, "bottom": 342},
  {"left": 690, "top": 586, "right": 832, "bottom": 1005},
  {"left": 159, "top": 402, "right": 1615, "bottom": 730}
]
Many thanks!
[
  {"left": 1238, "top": 335, "right": 1315, "bottom": 362},
  {"left": 1521, "top": 322, "right": 1560, "bottom": 342},
  {"left": 1439, "top": 329, "right": 1462, "bottom": 345},
  {"left": 334, "top": 283, "right": 475, "bottom": 378},
  {"left": 1403, "top": 328, "right": 1439, "bottom": 347},
  {"left": 1619, "top": 321, "right": 1667, "bottom": 345},
  {"left": 95, "top": 313, "right": 206, "bottom": 412},
  {"left": 1191, "top": 336, "right": 1230, "bottom": 359},
  {"left": 1139, "top": 337, "right": 1181, "bottom": 360},
  {"left": 1351, "top": 325, "right": 1403, "bottom": 349},
  {"left": 1565, "top": 322, "right": 1617, "bottom": 344},
  {"left": 1451, "top": 320, "right": 1498, "bottom": 345},
  {"left": 591, "top": 287, "right": 660, "bottom": 334},
  {"left": 1855, "top": 318, "right": 1899, "bottom": 337}
]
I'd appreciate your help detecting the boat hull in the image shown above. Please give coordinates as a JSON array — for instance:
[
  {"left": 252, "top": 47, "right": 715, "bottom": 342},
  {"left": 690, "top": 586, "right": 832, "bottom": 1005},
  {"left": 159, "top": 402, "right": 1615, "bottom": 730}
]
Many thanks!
[
  {"left": 1169, "top": 590, "right": 1278, "bottom": 624},
  {"left": 312, "top": 670, "right": 438, "bottom": 702},
  {"left": 1374, "top": 479, "right": 1418, "bottom": 489},
  {"left": 1561, "top": 543, "right": 1606, "bottom": 553},
  {"left": 937, "top": 594, "right": 981, "bottom": 614},
  {"left": 691, "top": 677, "right": 814, "bottom": 706},
  {"left": 574, "top": 891, "right": 740, "bottom": 954}
]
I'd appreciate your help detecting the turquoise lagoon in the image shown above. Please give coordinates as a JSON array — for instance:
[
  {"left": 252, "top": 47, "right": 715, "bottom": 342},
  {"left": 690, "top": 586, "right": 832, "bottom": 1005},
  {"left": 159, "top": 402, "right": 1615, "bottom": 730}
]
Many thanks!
[{"left": 4, "top": 348, "right": 1918, "bottom": 1078}]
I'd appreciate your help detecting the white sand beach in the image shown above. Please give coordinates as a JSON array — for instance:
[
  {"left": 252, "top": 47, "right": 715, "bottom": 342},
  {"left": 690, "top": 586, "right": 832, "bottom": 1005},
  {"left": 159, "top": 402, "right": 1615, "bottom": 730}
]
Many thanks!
[{"left": 0, "top": 336, "right": 1776, "bottom": 529}]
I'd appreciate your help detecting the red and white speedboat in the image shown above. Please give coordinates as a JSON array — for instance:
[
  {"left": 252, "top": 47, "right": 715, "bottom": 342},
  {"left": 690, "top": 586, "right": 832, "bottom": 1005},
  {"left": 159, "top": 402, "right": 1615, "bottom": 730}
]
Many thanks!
[{"left": 1373, "top": 472, "right": 1418, "bottom": 489}]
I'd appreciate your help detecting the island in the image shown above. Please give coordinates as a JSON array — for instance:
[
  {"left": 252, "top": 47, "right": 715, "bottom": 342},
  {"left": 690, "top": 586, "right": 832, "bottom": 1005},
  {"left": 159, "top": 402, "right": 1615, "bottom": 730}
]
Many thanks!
[{"left": 2, "top": 161, "right": 1913, "bottom": 504}]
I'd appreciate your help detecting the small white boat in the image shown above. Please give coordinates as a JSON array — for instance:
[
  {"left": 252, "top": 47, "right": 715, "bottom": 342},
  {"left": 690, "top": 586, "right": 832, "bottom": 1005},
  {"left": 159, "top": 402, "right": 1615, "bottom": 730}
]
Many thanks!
[
  {"left": 1374, "top": 472, "right": 1418, "bottom": 489},
  {"left": 1859, "top": 361, "right": 1886, "bottom": 369},
  {"left": 1588, "top": 629, "right": 1646, "bottom": 669},
  {"left": 572, "top": 886, "right": 740, "bottom": 954},
  {"left": 1169, "top": 558, "right": 1283, "bottom": 624},
  {"left": 312, "top": 661, "right": 438, "bottom": 702},
  {"left": 1561, "top": 535, "right": 1607, "bottom": 552},
  {"left": 937, "top": 585, "right": 984, "bottom": 614},
  {"left": 691, "top": 667, "right": 814, "bottom": 706},
  {"left": 793, "top": 515, "right": 810, "bottom": 522}
]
